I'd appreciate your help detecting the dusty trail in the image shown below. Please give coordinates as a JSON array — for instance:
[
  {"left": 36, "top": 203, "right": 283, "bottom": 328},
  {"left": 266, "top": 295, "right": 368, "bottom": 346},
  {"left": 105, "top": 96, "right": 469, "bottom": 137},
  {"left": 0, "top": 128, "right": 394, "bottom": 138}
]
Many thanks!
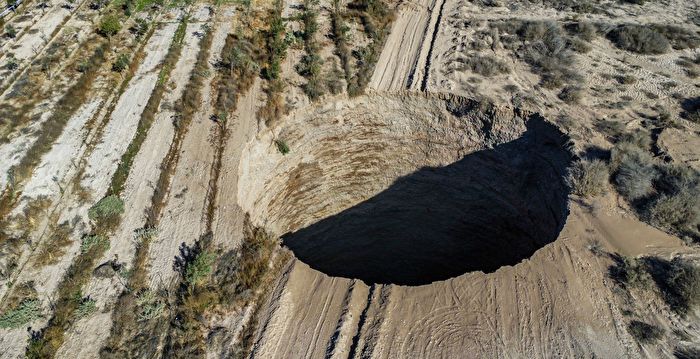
[{"left": 145, "top": 6, "right": 224, "bottom": 287}]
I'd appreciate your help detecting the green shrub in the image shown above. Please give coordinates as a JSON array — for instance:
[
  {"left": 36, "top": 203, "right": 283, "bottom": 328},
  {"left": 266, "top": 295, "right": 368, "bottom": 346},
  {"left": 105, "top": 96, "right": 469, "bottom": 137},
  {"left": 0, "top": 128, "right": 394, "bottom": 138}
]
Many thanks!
[
  {"left": 275, "top": 139, "right": 290, "bottom": 155},
  {"left": 628, "top": 320, "right": 664, "bottom": 343},
  {"left": 4, "top": 24, "right": 17, "bottom": 39},
  {"left": 607, "top": 25, "right": 670, "bottom": 54},
  {"left": 98, "top": 15, "right": 122, "bottom": 38},
  {"left": 567, "top": 159, "right": 609, "bottom": 197},
  {"left": 112, "top": 54, "right": 130, "bottom": 72},
  {"left": 75, "top": 298, "right": 97, "bottom": 319},
  {"left": 0, "top": 299, "right": 41, "bottom": 329},
  {"left": 88, "top": 195, "right": 124, "bottom": 222},
  {"left": 80, "top": 234, "right": 109, "bottom": 254},
  {"left": 185, "top": 251, "right": 214, "bottom": 287}
]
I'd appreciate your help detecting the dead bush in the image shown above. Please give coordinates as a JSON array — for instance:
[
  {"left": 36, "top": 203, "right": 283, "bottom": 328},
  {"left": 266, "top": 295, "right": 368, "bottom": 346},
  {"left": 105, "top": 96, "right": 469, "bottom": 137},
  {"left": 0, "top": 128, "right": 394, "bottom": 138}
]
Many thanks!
[
  {"left": 628, "top": 320, "right": 664, "bottom": 343},
  {"left": 565, "top": 21, "right": 598, "bottom": 41},
  {"left": 567, "top": 159, "right": 609, "bottom": 197},
  {"left": 460, "top": 54, "right": 509, "bottom": 76},
  {"left": 607, "top": 24, "right": 670, "bottom": 54},
  {"left": 558, "top": 85, "right": 584, "bottom": 103}
]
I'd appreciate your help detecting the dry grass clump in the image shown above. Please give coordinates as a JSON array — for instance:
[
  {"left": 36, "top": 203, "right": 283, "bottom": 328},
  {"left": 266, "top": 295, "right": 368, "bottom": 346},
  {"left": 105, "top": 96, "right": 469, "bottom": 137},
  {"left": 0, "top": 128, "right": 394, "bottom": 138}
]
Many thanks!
[
  {"left": 607, "top": 24, "right": 669, "bottom": 54},
  {"left": 34, "top": 223, "right": 72, "bottom": 267},
  {"left": 567, "top": 159, "right": 609, "bottom": 197},
  {"left": 627, "top": 320, "right": 664, "bottom": 343},
  {"left": 459, "top": 54, "right": 509, "bottom": 76}
]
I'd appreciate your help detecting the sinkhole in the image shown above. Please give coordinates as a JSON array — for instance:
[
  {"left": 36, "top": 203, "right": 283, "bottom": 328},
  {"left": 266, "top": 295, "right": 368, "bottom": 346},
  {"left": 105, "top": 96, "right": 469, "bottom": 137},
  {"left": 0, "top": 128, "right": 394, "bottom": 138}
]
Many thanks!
[{"left": 238, "top": 93, "right": 573, "bottom": 285}]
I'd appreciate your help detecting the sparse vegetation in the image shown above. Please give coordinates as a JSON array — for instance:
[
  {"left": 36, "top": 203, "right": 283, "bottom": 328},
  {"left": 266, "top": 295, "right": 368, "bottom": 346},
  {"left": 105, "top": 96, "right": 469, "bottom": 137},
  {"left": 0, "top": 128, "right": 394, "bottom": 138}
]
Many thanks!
[
  {"left": 567, "top": 159, "right": 609, "bottom": 197},
  {"left": 492, "top": 20, "right": 581, "bottom": 89},
  {"left": 558, "top": 86, "right": 584, "bottom": 103},
  {"left": 627, "top": 320, "right": 664, "bottom": 343},
  {"left": 296, "top": 0, "right": 326, "bottom": 100},
  {"left": 608, "top": 131, "right": 700, "bottom": 240}
]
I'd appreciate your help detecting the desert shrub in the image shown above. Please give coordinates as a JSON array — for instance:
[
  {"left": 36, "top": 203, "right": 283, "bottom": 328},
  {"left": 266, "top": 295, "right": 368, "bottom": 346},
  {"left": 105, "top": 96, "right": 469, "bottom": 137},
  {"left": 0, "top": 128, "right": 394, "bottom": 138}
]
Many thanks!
[
  {"left": 0, "top": 299, "right": 41, "bottom": 329},
  {"left": 595, "top": 119, "right": 625, "bottom": 139},
  {"left": 607, "top": 25, "right": 670, "bottom": 54},
  {"left": 567, "top": 37, "right": 591, "bottom": 53},
  {"left": 567, "top": 159, "right": 609, "bottom": 197},
  {"left": 130, "top": 18, "right": 149, "bottom": 39},
  {"left": 609, "top": 255, "right": 652, "bottom": 288},
  {"left": 646, "top": 191, "right": 699, "bottom": 235},
  {"left": 112, "top": 53, "right": 130, "bottom": 72},
  {"left": 628, "top": 320, "right": 664, "bottom": 343},
  {"left": 74, "top": 298, "right": 96, "bottom": 319},
  {"left": 5, "top": 54, "right": 18, "bottom": 71},
  {"left": 611, "top": 143, "right": 657, "bottom": 201},
  {"left": 516, "top": 21, "right": 580, "bottom": 88},
  {"left": 98, "top": 15, "right": 122, "bottom": 38},
  {"left": 275, "top": 139, "right": 290, "bottom": 154},
  {"left": 88, "top": 195, "right": 124, "bottom": 222},
  {"left": 136, "top": 290, "right": 165, "bottom": 321},
  {"left": 461, "top": 54, "right": 509, "bottom": 76},
  {"left": 558, "top": 86, "right": 584, "bottom": 103},
  {"left": 565, "top": 21, "right": 597, "bottom": 41},
  {"left": 680, "top": 97, "right": 699, "bottom": 123},
  {"left": 80, "top": 234, "right": 109, "bottom": 254},
  {"left": 645, "top": 257, "right": 700, "bottom": 315},
  {"left": 616, "top": 74, "right": 637, "bottom": 84},
  {"left": 674, "top": 346, "right": 700, "bottom": 359},
  {"left": 184, "top": 251, "right": 214, "bottom": 287},
  {"left": 325, "top": 57, "right": 344, "bottom": 94},
  {"left": 651, "top": 25, "right": 700, "bottom": 50},
  {"left": 4, "top": 24, "right": 16, "bottom": 39}
]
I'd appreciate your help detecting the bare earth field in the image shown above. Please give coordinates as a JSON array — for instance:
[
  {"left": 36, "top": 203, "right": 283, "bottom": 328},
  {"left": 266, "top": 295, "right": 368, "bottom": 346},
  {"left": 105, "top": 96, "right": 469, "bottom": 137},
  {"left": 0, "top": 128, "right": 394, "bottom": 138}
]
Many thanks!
[{"left": 0, "top": 0, "right": 698, "bottom": 357}]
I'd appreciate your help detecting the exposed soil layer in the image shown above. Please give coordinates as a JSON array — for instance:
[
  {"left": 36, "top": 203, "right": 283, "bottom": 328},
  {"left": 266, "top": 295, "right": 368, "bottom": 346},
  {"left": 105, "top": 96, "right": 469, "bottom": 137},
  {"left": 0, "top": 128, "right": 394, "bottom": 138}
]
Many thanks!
[{"left": 239, "top": 93, "right": 572, "bottom": 285}]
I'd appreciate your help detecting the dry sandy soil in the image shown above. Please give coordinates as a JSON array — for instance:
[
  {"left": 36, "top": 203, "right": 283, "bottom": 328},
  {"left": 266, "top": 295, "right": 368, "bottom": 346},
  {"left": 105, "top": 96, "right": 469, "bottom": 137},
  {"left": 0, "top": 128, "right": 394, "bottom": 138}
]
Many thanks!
[{"left": 0, "top": 0, "right": 698, "bottom": 357}]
